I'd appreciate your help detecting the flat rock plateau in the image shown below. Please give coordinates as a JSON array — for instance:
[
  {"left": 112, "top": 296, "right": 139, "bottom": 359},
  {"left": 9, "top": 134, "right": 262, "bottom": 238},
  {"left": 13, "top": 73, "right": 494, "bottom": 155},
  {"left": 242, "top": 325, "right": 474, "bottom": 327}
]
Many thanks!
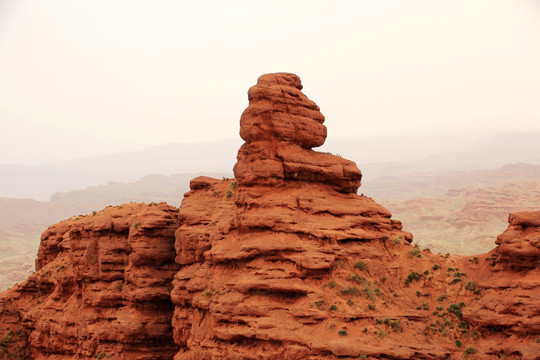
[{"left": 1, "top": 73, "right": 538, "bottom": 360}]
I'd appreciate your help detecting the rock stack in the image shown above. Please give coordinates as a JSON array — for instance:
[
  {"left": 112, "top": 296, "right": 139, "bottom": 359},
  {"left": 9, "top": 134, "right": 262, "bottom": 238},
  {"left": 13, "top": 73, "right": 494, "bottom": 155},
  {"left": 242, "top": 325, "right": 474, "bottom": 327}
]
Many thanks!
[{"left": 234, "top": 73, "right": 361, "bottom": 193}]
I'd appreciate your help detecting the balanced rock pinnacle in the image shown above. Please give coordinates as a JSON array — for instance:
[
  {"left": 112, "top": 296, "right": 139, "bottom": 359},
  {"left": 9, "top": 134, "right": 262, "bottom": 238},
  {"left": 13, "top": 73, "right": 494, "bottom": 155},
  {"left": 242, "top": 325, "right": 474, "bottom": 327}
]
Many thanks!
[{"left": 233, "top": 73, "right": 362, "bottom": 193}]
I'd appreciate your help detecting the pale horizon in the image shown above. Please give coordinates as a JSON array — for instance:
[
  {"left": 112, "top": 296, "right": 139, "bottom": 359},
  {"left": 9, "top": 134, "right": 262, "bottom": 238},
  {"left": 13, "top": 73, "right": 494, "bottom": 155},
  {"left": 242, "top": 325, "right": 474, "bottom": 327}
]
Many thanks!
[{"left": 1, "top": 0, "right": 539, "bottom": 165}]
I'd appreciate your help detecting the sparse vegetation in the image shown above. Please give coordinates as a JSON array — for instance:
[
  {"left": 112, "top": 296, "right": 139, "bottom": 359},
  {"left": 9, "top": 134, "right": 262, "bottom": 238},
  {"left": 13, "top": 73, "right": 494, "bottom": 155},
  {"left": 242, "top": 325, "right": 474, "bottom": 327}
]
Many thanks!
[
  {"left": 404, "top": 271, "right": 422, "bottom": 286},
  {"left": 231, "top": 180, "right": 237, "bottom": 189},
  {"left": 416, "top": 301, "right": 429, "bottom": 310},
  {"left": 1, "top": 331, "right": 14, "bottom": 346},
  {"left": 203, "top": 288, "right": 213, "bottom": 299},
  {"left": 347, "top": 274, "right": 365, "bottom": 284},
  {"left": 340, "top": 287, "right": 359, "bottom": 296},
  {"left": 432, "top": 264, "right": 440, "bottom": 271},
  {"left": 390, "top": 319, "right": 402, "bottom": 332},
  {"left": 338, "top": 329, "right": 347, "bottom": 336},
  {"left": 409, "top": 244, "right": 422, "bottom": 258},
  {"left": 329, "top": 305, "right": 337, "bottom": 311},
  {"left": 437, "top": 294, "right": 448, "bottom": 302},
  {"left": 448, "top": 302, "right": 465, "bottom": 319},
  {"left": 391, "top": 236, "right": 402, "bottom": 246},
  {"left": 312, "top": 300, "right": 326, "bottom": 310},
  {"left": 327, "top": 280, "right": 336, "bottom": 288},
  {"left": 463, "top": 347, "right": 475, "bottom": 357},
  {"left": 226, "top": 190, "right": 232, "bottom": 198},
  {"left": 464, "top": 281, "right": 481, "bottom": 295},
  {"left": 354, "top": 261, "right": 369, "bottom": 271}
]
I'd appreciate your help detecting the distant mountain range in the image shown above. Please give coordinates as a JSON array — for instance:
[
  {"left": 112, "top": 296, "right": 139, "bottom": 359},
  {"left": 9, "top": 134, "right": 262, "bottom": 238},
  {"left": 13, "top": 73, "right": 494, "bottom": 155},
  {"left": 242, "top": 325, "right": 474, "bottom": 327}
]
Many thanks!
[{"left": 1, "top": 131, "right": 539, "bottom": 200}]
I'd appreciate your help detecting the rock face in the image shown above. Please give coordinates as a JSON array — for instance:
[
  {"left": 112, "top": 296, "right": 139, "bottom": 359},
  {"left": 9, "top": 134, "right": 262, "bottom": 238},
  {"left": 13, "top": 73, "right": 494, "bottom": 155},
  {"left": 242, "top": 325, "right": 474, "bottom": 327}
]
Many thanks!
[
  {"left": 1, "top": 73, "right": 539, "bottom": 360},
  {"left": 0, "top": 203, "right": 179, "bottom": 359},
  {"left": 495, "top": 211, "right": 540, "bottom": 268}
]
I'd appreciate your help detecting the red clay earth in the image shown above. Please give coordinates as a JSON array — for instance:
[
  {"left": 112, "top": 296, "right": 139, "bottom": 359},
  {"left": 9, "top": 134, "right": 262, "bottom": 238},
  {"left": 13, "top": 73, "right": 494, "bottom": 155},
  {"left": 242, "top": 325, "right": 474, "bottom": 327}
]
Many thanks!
[{"left": 1, "top": 73, "right": 539, "bottom": 360}]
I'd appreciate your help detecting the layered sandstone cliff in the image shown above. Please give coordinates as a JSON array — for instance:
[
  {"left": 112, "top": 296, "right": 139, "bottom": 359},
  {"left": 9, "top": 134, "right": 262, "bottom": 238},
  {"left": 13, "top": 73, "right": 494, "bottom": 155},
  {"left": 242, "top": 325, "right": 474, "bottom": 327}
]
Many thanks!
[
  {"left": 1, "top": 73, "right": 539, "bottom": 360},
  {"left": 0, "top": 203, "right": 179, "bottom": 359}
]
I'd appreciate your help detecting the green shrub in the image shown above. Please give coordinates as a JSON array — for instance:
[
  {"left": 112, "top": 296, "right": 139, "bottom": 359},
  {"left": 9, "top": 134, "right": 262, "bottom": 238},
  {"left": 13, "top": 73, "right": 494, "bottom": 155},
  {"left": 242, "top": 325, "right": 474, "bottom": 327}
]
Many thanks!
[
  {"left": 338, "top": 329, "right": 347, "bottom": 336},
  {"left": 409, "top": 244, "right": 422, "bottom": 258},
  {"left": 390, "top": 319, "right": 402, "bottom": 331},
  {"left": 448, "top": 302, "right": 465, "bottom": 319},
  {"left": 404, "top": 271, "right": 422, "bottom": 285},
  {"left": 313, "top": 300, "right": 326, "bottom": 309},
  {"left": 354, "top": 261, "right": 369, "bottom": 271},
  {"left": 437, "top": 294, "right": 448, "bottom": 302},
  {"left": 463, "top": 347, "right": 475, "bottom": 357},
  {"left": 340, "top": 287, "right": 359, "bottom": 296},
  {"left": 347, "top": 274, "right": 365, "bottom": 284},
  {"left": 464, "top": 281, "right": 480, "bottom": 295}
]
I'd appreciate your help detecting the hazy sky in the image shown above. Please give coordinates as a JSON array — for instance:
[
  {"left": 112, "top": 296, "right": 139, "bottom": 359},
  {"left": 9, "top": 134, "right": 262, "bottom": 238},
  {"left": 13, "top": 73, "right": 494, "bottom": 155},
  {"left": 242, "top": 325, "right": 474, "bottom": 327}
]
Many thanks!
[{"left": 1, "top": 0, "right": 539, "bottom": 165}]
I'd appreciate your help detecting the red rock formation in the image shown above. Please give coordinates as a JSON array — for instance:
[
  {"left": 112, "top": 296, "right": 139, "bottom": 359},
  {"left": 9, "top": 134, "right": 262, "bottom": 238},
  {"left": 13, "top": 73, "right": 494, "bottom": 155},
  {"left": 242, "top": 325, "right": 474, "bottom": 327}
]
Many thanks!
[
  {"left": 495, "top": 211, "right": 540, "bottom": 269},
  {"left": 462, "top": 211, "right": 540, "bottom": 359},
  {"left": 0, "top": 203, "right": 179, "bottom": 359},
  {"left": 1, "top": 73, "right": 539, "bottom": 360},
  {"left": 233, "top": 73, "right": 362, "bottom": 193}
]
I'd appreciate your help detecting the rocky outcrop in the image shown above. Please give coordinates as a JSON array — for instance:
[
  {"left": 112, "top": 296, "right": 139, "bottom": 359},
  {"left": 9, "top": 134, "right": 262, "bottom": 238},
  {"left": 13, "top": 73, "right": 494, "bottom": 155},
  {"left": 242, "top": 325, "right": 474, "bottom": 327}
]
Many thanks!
[
  {"left": 0, "top": 203, "right": 179, "bottom": 359},
  {"left": 495, "top": 211, "right": 540, "bottom": 269},
  {"left": 1, "top": 73, "right": 539, "bottom": 360},
  {"left": 233, "top": 73, "right": 362, "bottom": 193}
]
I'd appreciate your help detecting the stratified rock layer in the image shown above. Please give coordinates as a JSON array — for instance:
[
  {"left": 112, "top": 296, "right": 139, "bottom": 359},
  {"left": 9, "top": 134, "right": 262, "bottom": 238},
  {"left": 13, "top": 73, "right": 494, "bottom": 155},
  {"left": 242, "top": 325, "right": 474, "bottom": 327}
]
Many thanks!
[
  {"left": 233, "top": 73, "right": 362, "bottom": 193},
  {"left": 0, "top": 203, "right": 179, "bottom": 359}
]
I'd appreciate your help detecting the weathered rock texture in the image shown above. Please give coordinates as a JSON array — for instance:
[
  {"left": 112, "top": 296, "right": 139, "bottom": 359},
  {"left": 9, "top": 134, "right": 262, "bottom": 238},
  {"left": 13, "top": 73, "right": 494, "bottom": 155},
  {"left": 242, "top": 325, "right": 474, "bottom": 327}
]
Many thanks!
[
  {"left": 233, "top": 73, "right": 362, "bottom": 193},
  {"left": 1, "top": 73, "right": 539, "bottom": 360},
  {"left": 462, "top": 211, "right": 540, "bottom": 360},
  {"left": 0, "top": 203, "right": 179, "bottom": 359}
]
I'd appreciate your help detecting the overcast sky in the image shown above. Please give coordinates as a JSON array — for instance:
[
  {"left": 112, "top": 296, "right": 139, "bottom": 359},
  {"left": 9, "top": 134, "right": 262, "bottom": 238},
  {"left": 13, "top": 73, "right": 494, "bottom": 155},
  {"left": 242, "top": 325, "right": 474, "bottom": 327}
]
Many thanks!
[{"left": 1, "top": 0, "right": 539, "bottom": 165}]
